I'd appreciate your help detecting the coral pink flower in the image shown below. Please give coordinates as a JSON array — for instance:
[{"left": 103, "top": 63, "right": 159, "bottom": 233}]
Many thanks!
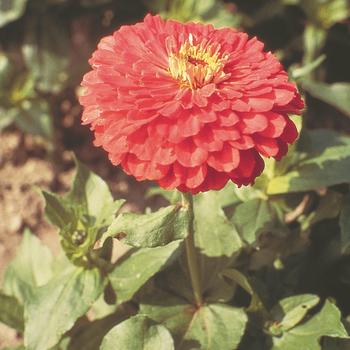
[{"left": 80, "top": 14, "right": 304, "bottom": 193}]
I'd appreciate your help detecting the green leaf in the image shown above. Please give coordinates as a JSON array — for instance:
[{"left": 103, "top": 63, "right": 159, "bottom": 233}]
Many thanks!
[
  {"left": 194, "top": 192, "right": 242, "bottom": 257},
  {"left": 141, "top": 289, "right": 247, "bottom": 349},
  {"left": 0, "top": 293, "right": 24, "bottom": 331},
  {"left": 109, "top": 240, "right": 182, "bottom": 304},
  {"left": 271, "top": 299, "right": 348, "bottom": 350},
  {"left": 340, "top": 194, "right": 350, "bottom": 254},
  {"left": 303, "top": 80, "right": 350, "bottom": 117},
  {"left": 267, "top": 130, "right": 350, "bottom": 194},
  {"left": 232, "top": 198, "right": 278, "bottom": 244},
  {"left": 156, "top": 255, "right": 234, "bottom": 304},
  {"left": 271, "top": 294, "right": 320, "bottom": 332},
  {"left": 100, "top": 315, "right": 174, "bottom": 350},
  {"left": 65, "top": 305, "right": 134, "bottom": 350},
  {"left": 0, "top": 0, "right": 28, "bottom": 28},
  {"left": 3, "top": 229, "right": 53, "bottom": 303},
  {"left": 291, "top": 55, "right": 326, "bottom": 80},
  {"left": 215, "top": 183, "right": 242, "bottom": 208},
  {"left": 146, "top": 187, "right": 181, "bottom": 204},
  {"left": 42, "top": 159, "right": 124, "bottom": 265},
  {"left": 42, "top": 191, "right": 72, "bottom": 229},
  {"left": 24, "top": 267, "right": 105, "bottom": 350},
  {"left": 69, "top": 159, "right": 125, "bottom": 227},
  {"left": 104, "top": 204, "right": 189, "bottom": 247}
]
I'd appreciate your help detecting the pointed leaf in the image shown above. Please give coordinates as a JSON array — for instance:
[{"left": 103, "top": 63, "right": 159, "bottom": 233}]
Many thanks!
[
  {"left": 0, "top": 293, "right": 24, "bottom": 331},
  {"left": 232, "top": 198, "right": 278, "bottom": 244},
  {"left": 105, "top": 204, "right": 189, "bottom": 247},
  {"left": 271, "top": 294, "right": 320, "bottom": 331},
  {"left": 69, "top": 159, "right": 124, "bottom": 227},
  {"left": 42, "top": 191, "right": 72, "bottom": 229},
  {"left": 65, "top": 305, "right": 134, "bottom": 350},
  {"left": 141, "top": 289, "right": 247, "bottom": 350},
  {"left": 194, "top": 192, "right": 242, "bottom": 257},
  {"left": 271, "top": 300, "right": 348, "bottom": 350},
  {"left": 100, "top": 315, "right": 174, "bottom": 350},
  {"left": 42, "top": 159, "right": 124, "bottom": 265},
  {"left": 303, "top": 80, "right": 350, "bottom": 117},
  {"left": 24, "top": 267, "right": 105, "bottom": 350},
  {"left": 3, "top": 229, "right": 53, "bottom": 303},
  {"left": 221, "top": 268, "right": 267, "bottom": 312},
  {"left": 109, "top": 240, "right": 182, "bottom": 304}
]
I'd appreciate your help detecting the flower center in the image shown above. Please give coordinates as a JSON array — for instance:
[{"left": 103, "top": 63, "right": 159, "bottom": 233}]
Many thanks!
[{"left": 168, "top": 34, "right": 230, "bottom": 89}]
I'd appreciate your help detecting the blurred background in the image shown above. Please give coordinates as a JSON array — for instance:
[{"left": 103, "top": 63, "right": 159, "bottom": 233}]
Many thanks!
[{"left": 0, "top": 0, "right": 349, "bottom": 347}]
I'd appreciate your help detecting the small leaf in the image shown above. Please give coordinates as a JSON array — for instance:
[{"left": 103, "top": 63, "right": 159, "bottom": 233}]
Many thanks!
[
  {"left": 100, "top": 315, "right": 174, "bottom": 350},
  {"left": 271, "top": 294, "right": 320, "bottom": 331},
  {"left": 271, "top": 299, "right": 348, "bottom": 350},
  {"left": 42, "top": 191, "right": 72, "bottom": 229},
  {"left": 194, "top": 192, "right": 242, "bottom": 257},
  {"left": 221, "top": 268, "right": 267, "bottom": 312},
  {"left": 3, "top": 229, "right": 53, "bottom": 303},
  {"left": 69, "top": 159, "right": 125, "bottom": 225},
  {"left": 109, "top": 240, "right": 182, "bottom": 304},
  {"left": 303, "top": 80, "right": 350, "bottom": 117},
  {"left": 232, "top": 198, "right": 278, "bottom": 244},
  {"left": 42, "top": 159, "right": 124, "bottom": 265},
  {"left": 0, "top": 293, "right": 24, "bottom": 331},
  {"left": 141, "top": 289, "right": 247, "bottom": 350},
  {"left": 65, "top": 305, "right": 134, "bottom": 350},
  {"left": 146, "top": 187, "right": 181, "bottom": 204},
  {"left": 291, "top": 55, "right": 326, "bottom": 80},
  {"left": 24, "top": 267, "right": 105, "bottom": 350},
  {"left": 215, "top": 183, "right": 242, "bottom": 208},
  {"left": 105, "top": 204, "right": 189, "bottom": 247}
]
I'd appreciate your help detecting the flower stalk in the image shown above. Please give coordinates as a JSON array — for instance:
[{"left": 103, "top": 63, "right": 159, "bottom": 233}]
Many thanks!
[{"left": 182, "top": 192, "right": 203, "bottom": 307}]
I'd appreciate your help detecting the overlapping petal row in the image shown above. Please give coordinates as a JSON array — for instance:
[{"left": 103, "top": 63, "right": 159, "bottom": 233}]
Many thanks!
[{"left": 80, "top": 14, "right": 304, "bottom": 193}]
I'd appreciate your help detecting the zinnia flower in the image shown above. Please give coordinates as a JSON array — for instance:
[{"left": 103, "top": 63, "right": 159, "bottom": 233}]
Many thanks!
[{"left": 80, "top": 14, "right": 304, "bottom": 193}]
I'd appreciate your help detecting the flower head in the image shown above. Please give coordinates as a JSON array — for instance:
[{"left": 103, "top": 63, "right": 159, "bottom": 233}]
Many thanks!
[{"left": 80, "top": 14, "right": 304, "bottom": 193}]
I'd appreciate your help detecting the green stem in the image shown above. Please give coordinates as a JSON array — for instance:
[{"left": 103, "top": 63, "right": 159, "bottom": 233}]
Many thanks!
[{"left": 182, "top": 192, "right": 203, "bottom": 307}]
